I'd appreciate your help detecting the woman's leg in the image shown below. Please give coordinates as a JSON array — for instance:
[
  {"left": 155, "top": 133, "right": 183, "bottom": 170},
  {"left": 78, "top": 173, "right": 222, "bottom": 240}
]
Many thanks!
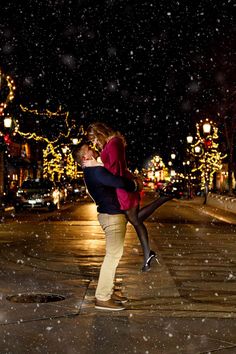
[
  {"left": 138, "top": 196, "right": 172, "bottom": 223},
  {"left": 124, "top": 206, "right": 150, "bottom": 262}
]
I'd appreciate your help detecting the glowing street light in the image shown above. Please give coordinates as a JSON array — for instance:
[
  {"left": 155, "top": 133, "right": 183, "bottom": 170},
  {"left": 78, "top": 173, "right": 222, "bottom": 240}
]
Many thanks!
[
  {"left": 202, "top": 120, "right": 212, "bottom": 134},
  {"left": 186, "top": 135, "right": 193, "bottom": 144},
  {"left": 4, "top": 116, "right": 12, "bottom": 128},
  {"left": 72, "top": 137, "right": 79, "bottom": 145},
  {"left": 194, "top": 145, "right": 201, "bottom": 154}
]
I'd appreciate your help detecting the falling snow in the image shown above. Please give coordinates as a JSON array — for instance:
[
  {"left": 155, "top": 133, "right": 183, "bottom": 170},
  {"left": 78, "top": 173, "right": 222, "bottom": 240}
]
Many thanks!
[{"left": 0, "top": 0, "right": 234, "bottom": 168}]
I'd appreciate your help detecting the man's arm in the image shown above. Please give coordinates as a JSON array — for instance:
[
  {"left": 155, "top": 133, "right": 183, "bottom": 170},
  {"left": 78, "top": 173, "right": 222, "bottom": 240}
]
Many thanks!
[{"left": 93, "top": 166, "right": 138, "bottom": 192}]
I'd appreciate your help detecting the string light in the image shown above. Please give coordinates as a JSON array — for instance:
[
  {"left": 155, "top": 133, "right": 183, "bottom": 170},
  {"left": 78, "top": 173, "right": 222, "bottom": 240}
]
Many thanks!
[
  {"left": 0, "top": 68, "right": 16, "bottom": 117},
  {"left": 19, "top": 105, "right": 73, "bottom": 143},
  {"left": 18, "top": 105, "right": 85, "bottom": 181}
]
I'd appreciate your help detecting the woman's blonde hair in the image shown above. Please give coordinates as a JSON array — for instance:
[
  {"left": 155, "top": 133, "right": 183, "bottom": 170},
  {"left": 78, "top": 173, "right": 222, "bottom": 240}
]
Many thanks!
[{"left": 87, "top": 122, "right": 126, "bottom": 148}]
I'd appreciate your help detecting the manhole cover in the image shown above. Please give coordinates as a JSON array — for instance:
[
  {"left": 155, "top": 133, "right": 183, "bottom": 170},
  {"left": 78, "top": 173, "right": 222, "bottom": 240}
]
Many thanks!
[{"left": 6, "top": 293, "right": 65, "bottom": 303}]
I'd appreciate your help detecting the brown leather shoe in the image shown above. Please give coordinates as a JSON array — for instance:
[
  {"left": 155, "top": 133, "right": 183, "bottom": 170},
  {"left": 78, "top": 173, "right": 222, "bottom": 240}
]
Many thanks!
[
  {"left": 111, "top": 292, "right": 128, "bottom": 303},
  {"left": 95, "top": 298, "right": 125, "bottom": 311}
]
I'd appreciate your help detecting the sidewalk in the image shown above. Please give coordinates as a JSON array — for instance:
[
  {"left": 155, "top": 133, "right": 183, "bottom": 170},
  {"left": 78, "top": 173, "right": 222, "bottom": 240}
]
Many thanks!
[{"left": 183, "top": 196, "right": 236, "bottom": 225}]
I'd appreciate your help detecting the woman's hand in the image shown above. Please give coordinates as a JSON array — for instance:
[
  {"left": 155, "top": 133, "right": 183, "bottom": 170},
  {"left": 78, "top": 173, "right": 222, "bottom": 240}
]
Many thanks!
[
  {"left": 82, "top": 157, "right": 104, "bottom": 168},
  {"left": 134, "top": 176, "right": 144, "bottom": 192}
]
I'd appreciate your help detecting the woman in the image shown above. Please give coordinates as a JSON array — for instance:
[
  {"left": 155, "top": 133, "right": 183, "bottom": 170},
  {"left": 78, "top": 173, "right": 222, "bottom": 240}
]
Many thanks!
[{"left": 84, "top": 122, "right": 172, "bottom": 272}]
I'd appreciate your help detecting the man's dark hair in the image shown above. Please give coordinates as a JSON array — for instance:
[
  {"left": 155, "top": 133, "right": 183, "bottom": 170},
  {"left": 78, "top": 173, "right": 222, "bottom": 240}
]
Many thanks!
[
  {"left": 72, "top": 140, "right": 97, "bottom": 165},
  {"left": 72, "top": 140, "right": 89, "bottom": 164}
]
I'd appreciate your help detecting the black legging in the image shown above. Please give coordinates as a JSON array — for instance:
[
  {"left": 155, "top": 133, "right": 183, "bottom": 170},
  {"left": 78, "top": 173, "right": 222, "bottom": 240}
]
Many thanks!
[{"left": 124, "top": 196, "right": 171, "bottom": 264}]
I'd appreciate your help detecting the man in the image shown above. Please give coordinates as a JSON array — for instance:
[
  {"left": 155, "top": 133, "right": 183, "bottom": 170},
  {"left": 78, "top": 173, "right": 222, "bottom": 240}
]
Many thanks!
[{"left": 73, "top": 143, "right": 141, "bottom": 311}]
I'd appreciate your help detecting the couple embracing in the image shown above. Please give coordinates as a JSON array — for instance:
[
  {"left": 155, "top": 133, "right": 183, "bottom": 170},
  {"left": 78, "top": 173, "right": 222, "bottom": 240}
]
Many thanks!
[{"left": 73, "top": 122, "right": 173, "bottom": 311}]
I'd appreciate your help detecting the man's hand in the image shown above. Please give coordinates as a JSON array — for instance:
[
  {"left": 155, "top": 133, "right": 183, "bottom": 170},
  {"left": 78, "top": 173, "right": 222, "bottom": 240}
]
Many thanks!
[{"left": 82, "top": 157, "right": 104, "bottom": 168}]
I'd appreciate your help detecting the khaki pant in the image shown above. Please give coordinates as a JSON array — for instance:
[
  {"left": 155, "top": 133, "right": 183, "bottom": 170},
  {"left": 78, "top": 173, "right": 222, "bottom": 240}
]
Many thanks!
[{"left": 95, "top": 213, "right": 127, "bottom": 301}]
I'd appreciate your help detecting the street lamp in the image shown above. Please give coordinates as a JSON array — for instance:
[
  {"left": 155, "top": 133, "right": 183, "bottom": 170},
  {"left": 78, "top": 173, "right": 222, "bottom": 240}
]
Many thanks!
[
  {"left": 202, "top": 120, "right": 212, "bottom": 134},
  {"left": 0, "top": 115, "right": 19, "bottom": 195},
  {"left": 193, "top": 120, "right": 213, "bottom": 203},
  {"left": 202, "top": 120, "right": 212, "bottom": 204},
  {"left": 186, "top": 135, "right": 193, "bottom": 144},
  {"left": 169, "top": 153, "right": 176, "bottom": 182},
  {"left": 61, "top": 145, "right": 68, "bottom": 154},
  {"left": 194, "top": 145, "right": 201, "bottom": 154},
  {"left": 4, "top": 116, "right": 12, "bottom": 129},
  {"left": 72, "top": 138, "right": 79, "bottom": 145}
]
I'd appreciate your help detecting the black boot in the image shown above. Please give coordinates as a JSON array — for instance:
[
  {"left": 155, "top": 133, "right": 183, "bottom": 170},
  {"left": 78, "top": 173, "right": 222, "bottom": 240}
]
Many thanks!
[{"left": 142, "top": 250, "right": 160, "bottom": 272}]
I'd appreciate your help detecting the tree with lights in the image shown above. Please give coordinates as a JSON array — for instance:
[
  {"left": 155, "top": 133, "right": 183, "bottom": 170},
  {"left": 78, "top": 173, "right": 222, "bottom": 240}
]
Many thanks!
[
  {"left": 43, "top": 143, "right": 77, "bottom": 181},
  {"left": 189, "top": 119, "right": 226, "bottom": 203}
]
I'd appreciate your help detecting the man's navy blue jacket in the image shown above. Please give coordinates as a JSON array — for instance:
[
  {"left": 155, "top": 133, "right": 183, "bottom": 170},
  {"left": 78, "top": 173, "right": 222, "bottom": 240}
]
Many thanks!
[{"left": 83, "top": 166, "right": 136, "bottom": 214}]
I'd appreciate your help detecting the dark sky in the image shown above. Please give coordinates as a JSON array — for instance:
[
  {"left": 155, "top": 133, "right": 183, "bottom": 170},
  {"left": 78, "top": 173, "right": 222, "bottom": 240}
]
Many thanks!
[{"left": 0, "top": 0, "right": 235, "bottom": 169}]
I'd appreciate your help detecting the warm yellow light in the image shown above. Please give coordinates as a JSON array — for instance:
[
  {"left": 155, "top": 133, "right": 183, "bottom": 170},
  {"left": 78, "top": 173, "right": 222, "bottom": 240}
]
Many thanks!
[
  {"left": 4, "top": 117, "right": 12, "bottom": 128},
  {"left": 187, "top": 135, "right": 193, "bottom": 144},
  {"left": 61, "top": 146, "right": 68, "bottom": 154},
  {"left": 0, "top": 69, "right": 16, "bottom": 116},
  {"left": 203, "top": 122, "right": 211, "bottom": 134},
  {"left": 72, "top": 138, "right": 79, "bottom": 145}
]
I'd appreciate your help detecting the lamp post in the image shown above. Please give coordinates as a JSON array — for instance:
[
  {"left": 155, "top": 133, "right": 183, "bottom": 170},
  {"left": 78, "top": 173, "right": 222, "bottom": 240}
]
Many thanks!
[
  {"left": 183, "top": 159, "right": 192, "bottom": 199},
  {"left": 202, "top": 120, "right": 212, "bottom": 203},
  {"left": 192, "top": 119, "right": 213, "bottom": 204},
  {"left": 167, "top": 153, "right": 176, "bottom": 182},
  {"left": 0, "top": 116, "right": 14, "bottom": 194},
  {"left": 186, "top": 136, "right": 195, "bottom": 198}
]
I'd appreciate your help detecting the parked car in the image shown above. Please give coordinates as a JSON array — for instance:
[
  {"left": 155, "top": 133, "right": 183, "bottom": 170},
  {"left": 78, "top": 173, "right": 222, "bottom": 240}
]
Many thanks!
[
  {"left": 16, "top": 179, "right": 62, "bottom": 210},
  {"left": 157, "top": 180, "right": 186, "bottom": 199},
  {"left": 170, "top": 181, "right": 185, "bottom": 199},
  {"left": 68, "top": 178, "right": 87, "bottom": 199}
]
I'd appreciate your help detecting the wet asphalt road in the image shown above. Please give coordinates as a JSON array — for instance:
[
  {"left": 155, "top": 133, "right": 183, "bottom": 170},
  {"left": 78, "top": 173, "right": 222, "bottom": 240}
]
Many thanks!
[{"left": 1, "top": 193, "right": 236, "bottom": 353}]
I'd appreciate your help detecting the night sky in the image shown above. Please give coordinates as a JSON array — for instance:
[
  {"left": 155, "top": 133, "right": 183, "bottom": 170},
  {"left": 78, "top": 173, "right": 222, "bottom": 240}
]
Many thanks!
[{"left": 0, "top": 0, "right": 235, "bottom": 169}]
